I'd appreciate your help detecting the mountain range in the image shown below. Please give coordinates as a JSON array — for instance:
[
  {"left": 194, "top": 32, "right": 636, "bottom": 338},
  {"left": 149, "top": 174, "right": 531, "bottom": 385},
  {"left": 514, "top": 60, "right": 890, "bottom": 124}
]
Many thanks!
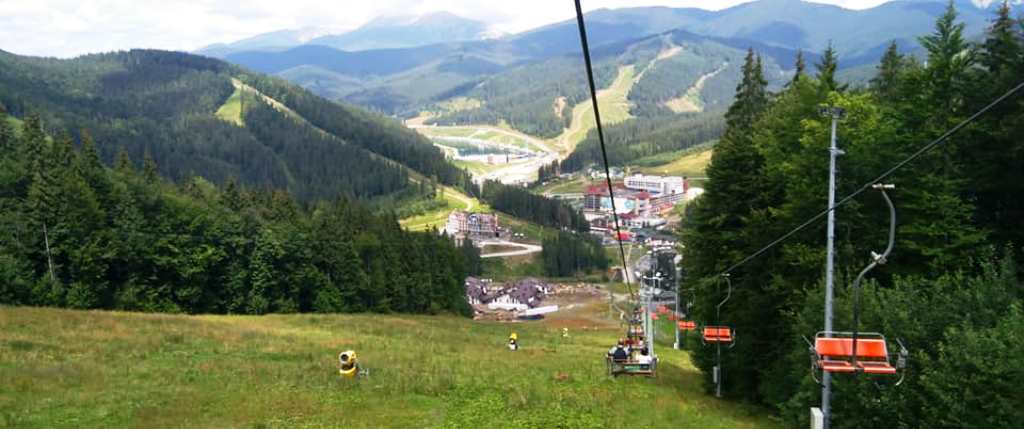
[
  {"left": 197, "top": 12, "right": 497, "bottom": 57},
  {"left": 0, "top": 49, "right": 472, "bottom": 202},
  {"left": 208, "top": 0, "right": 1017, "bottom": 124}
]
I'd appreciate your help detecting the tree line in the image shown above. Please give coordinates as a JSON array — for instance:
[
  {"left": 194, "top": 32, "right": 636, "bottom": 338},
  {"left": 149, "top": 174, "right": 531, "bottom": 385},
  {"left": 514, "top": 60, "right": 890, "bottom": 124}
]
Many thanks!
[
  {"left": 681, "top": 2, "right": 1024, "bottom": 427},
  {"left": 541, "top": 231, "right": 608, "bottom": 277},
  {"left": 480, "top": 180, "right": 589, "bottom": 233},
  {"left": 0, "top": 111, "right": 474, "bottom": 316}
]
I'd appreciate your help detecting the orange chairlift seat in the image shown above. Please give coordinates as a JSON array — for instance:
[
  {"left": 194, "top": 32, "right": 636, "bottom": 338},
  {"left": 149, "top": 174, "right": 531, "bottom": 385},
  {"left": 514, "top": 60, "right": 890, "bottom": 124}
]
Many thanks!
[
  {"left": 702, "top": 326, "right": 735, "bottom": 344},
  {"left": 677, "top": 320, "right": 697, "bottom": 331},
  {"left": 813, "top": 332, "right": 903, "bottom": 374},
  {"left": 806, "top": 185, "right": 909, "bottom": 386}
]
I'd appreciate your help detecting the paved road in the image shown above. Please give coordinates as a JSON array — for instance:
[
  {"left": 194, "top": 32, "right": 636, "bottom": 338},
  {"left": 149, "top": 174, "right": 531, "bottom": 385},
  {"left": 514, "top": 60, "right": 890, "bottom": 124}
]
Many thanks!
[{"left": 478, "top": 240, "right": 543, "bottom": 258}]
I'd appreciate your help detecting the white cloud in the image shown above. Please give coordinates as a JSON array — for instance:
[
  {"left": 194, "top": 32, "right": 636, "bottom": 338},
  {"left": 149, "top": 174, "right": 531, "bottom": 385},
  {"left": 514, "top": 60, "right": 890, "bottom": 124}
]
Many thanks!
[{"left": 0, "top": 0, "right": 897, "bottom": 58}]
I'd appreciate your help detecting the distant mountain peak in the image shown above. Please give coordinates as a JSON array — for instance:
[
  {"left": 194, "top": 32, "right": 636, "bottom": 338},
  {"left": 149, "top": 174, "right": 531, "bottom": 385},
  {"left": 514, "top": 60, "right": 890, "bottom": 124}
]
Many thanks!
[{"left": 307, "top": 11, "right": 491, "bottom": 52}]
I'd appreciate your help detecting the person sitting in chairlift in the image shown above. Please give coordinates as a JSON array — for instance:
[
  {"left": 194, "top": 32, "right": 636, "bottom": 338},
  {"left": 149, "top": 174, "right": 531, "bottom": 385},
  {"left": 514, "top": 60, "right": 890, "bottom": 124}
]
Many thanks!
[
  {"left": 636, "top": 348, "right": 653, "bottom": 365},
  {"left": 611, "top": 338, "right": 629, "bottom": 362}
]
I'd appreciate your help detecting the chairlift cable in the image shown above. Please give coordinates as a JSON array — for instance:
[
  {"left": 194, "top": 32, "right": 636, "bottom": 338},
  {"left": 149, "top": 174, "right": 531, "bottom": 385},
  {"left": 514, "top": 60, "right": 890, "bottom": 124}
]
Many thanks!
[
  {"left": 573, "top": 0, "right": 634, "bottom": 299},
  {"left": 716, "top": 80, "right": 1024, "bottom": 279}
]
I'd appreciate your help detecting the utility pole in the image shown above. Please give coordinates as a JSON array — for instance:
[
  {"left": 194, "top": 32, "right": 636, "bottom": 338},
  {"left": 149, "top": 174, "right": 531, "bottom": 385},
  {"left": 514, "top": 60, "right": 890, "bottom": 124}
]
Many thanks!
[{"left": 820, "top": 106, "right": 845, "bottom": 429}]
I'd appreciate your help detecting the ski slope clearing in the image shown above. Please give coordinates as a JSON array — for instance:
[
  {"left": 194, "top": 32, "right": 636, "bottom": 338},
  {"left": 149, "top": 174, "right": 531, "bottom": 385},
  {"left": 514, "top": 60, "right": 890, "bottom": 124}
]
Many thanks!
[{"left": 0, "top": 305, "right": 780, "bottom": 428}]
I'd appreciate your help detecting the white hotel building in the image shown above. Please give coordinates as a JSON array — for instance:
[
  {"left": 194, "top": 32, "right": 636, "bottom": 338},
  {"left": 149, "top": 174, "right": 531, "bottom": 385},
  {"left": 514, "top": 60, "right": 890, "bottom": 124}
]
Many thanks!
[{"left": 624, "top": 174, "right": 685, "bottom": 196}]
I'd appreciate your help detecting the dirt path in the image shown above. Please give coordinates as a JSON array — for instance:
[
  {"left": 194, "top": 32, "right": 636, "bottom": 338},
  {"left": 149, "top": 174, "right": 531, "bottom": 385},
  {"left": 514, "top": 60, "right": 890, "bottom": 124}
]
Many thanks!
[{"left": 479, "top": 240, "right": 542, "bottom": 258}]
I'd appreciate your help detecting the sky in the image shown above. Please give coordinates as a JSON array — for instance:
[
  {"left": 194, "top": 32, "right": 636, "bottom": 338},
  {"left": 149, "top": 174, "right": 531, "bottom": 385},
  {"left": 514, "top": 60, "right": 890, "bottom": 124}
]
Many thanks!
[{"left": 0, "top": 0, "right": 906, "bottom": 58}]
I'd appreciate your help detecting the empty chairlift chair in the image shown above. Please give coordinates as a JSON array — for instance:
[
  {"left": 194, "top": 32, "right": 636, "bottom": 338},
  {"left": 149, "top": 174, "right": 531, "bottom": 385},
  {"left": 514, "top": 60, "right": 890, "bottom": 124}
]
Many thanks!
[
  {"left": 812, "top": 332, "right": 906, "bottom": 375},
  {"left": 701, "top": 274, "right": 735, "bottom": 398},
  {"left": 702, "top": 326, "right": 735, "bottom": 345},
  {"left": 806, "top": 185, "right": 909, "bottom": 385}
]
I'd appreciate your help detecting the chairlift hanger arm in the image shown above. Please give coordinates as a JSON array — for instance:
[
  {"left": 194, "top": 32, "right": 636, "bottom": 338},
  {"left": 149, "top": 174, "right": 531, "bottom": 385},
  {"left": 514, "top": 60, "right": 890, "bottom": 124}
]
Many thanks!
[{"left": 851, "top": 185, "right": 897, "bottom": 366}]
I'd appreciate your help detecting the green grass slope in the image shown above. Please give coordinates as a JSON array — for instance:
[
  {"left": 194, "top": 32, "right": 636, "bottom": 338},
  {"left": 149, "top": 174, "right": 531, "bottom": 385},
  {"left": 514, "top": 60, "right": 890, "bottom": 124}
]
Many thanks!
[
  {"left": 214, "top": 86, "right": 244, "bottom": 126},
  {"left": 0, "top": 306, "right": 779, "bottom": 428}
]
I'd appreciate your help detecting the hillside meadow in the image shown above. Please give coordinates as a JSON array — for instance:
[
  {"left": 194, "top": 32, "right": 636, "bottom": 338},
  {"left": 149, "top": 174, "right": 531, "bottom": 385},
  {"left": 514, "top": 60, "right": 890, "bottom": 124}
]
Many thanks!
[{"left": 0, "top": 304, "right": 780, "bottom": 428}]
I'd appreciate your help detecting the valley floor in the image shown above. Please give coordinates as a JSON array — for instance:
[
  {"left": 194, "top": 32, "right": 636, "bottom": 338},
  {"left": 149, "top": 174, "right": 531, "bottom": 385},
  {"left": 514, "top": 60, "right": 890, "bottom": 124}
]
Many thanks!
[{"left": 0, "top": 302, "right": 779, "bottom": 428}]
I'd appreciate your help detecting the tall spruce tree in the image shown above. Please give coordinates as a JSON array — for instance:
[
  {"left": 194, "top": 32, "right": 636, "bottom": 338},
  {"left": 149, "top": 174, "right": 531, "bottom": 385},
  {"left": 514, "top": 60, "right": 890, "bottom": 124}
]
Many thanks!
[
  {"left": 788, "top": 49, "right": 806, "bottom": 87},
  {"left": 681, "top": 48, "right": 772, "bottom": 400},
  {"left": 919, "top": 0, "right": 973, "bottom": 117},
  {"left": 871, "top": 41, "right": 906, "bottom": 101},
  {"left": 0, "top": 109, "right": 14, "bottom": 151},
  {"left": 980, "top": 1, "right": 1020, "bottom": 74},
  {"left": 816, "top": 42, "right": 843, "bottom": 92}
]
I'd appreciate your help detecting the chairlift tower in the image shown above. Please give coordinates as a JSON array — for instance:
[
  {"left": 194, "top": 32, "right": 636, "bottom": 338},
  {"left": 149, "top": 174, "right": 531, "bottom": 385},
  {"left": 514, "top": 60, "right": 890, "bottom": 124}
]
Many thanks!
[
  {"left": 673, "top": 254, "right": 683, "bottom": 350},
  {"left": 820, "top": 106, "right": 845, "bottom": 429}
]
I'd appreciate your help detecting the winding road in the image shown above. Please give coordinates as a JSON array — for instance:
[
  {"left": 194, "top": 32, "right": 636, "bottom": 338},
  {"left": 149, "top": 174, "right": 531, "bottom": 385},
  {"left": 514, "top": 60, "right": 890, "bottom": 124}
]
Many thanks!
[{"left": 479, "top": 240, "right": 543, "bottom": 258}]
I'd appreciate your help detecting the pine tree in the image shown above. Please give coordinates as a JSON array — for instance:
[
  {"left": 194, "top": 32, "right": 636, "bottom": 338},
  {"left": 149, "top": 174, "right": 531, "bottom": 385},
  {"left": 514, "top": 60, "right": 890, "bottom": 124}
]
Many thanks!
[
  {"left": 142, "top": 151, "right": 158, "bottom": 184},
  {"left": 19, "top": 114, "right": 48, "bottom": 175},
  {"left": 788, "top": 49, "right": 806, "bottom": 87},
  {"left": 919, "top": 0, "right": 973, "bottom": 116},
  {"left": 724, "top": 49, "right": 769, "bottom": 134},
  {"left": 680, "top": 47, "right": 773, "bottom": 399},
  {"left": 77, "top": 130, "right": 103, "bottom": 173},
  {"left": 54, "top": 131, "right": 76, "bottom": 169},
  {"left": 0, "top": 110, "right": 14, "bottom": 152},
  {"left": 115, "top": 148, "right": 133, "bottom": 175},
  {"left": 816, "top": 41, "right": 846, "bottom": 92},
  {"left": 871, "top": 41, "right": 906, "bottom": 101},
  {"left": 981, "top": 0, "right": 1020, "bottom": 73},
  {"left": 222, "top": 178, "right": 242, "bottom": 211}
]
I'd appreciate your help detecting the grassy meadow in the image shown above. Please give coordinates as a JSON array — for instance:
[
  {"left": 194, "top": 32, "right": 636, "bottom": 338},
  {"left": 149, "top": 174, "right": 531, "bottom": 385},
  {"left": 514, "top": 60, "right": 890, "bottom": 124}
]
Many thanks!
[
  {"left": 399, "top": 186, "right": 487, "bottom": 232},
  {"left": 215, "top": 86, "right": 244, "bottom": 126},
  {"left": 632, "top": 144, "right": 714, "bottom": 178},
  {"left": 0, "top": 303, "right": 780, "bottom": 428}
]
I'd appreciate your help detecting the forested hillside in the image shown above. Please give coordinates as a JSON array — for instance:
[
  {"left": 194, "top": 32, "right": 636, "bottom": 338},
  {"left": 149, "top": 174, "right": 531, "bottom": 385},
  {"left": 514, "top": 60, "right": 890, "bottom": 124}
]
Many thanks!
[
  {"left": 0, "top": 111, "right": 475, "bottom": 315},
  {"left": 561, "top": 111, "right": 726, "bottom": 172},
  {"left": 0, "top": 49, "right": 475, "bottom": 201},
  {"left": 427, "top": 57, "right": 618, "bottom": 138},
  {"left": 681, "top": 3, "right": 1024, "bottom": 426}
]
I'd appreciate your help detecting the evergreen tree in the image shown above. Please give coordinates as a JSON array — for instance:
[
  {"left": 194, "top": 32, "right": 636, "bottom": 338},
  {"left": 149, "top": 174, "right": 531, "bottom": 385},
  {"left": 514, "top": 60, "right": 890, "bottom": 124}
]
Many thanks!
[
  {"left": 725, "top": 49, "right": 769, "bottom": 134},
  {"left": 788, "top": 49, "right": 806, "bottom": 87},
  {"left": 19, "top": 114, "right": 48, "bottom": 175},
  {"left": 680, "top": 48, "right": 773, "bottom": 400},
  {"left": 54, "top": 131, "right": 76, "bottom": 169},
  {"left": 115, "top": 148, "right": 133, "bottom": 174},
  {"left": 74, "top": 130, "right": 109, "bottom": 201},
  {"left": 142, "top": 151, "right": 158, "bottom": 184},
  {"left": 815, "top": 41, "right": 846, "bottom": 92},
  {"left": 919, "top": 0, "right": 973, "bottom": 117},
  {"left": 0, "top": 109, "right": 14, "bottom": 151},
  {"left": 460, "top": 237, "right": 482, "bottom": 276},
  {"left": 871, "top": 41, "right": 906, "bottom": 101},
  {"left": 980, "top": 1, "right": 1020, "bottom": 74}
]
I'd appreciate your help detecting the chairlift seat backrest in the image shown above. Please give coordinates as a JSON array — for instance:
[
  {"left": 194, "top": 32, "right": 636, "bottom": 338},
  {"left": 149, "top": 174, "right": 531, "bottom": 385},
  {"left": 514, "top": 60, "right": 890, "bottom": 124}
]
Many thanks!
[
  {"left": 703, "top": 326, "right": 733, "bottom": 343},
  {"left": 814, "top": 333, "right": 896, "bottom": 374}
]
